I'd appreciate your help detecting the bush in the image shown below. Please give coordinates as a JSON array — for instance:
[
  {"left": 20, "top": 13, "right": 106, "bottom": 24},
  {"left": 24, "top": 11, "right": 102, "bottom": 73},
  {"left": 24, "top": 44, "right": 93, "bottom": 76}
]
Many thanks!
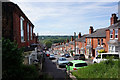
[{"left": 2, "top": 38, "right": 39, "bottom": 80}]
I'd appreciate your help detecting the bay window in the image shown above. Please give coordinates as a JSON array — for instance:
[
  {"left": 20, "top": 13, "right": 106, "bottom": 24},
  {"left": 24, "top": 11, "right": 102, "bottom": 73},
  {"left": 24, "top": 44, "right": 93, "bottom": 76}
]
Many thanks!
[{"left": 109, "top": 45, "right": 115, "bottom": 52}]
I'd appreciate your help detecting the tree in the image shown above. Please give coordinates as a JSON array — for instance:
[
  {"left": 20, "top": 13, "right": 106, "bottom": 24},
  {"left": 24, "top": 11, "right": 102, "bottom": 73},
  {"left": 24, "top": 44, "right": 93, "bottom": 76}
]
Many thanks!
[
  {"left": 2, "top": 38, "right": 24, "bottom": 79},
  {"left": 45, "top": 41, "right": 52, "bottom": 49}
]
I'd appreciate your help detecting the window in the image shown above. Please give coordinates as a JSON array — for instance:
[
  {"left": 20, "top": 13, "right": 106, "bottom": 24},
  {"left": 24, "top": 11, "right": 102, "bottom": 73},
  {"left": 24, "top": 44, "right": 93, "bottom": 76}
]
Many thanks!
[
  {"left": 27, "top": 23, "right": 29, "bottom": 41},
  {"left": 75, "top": 63, "right": 87, "bottom": 67},
  {"left": 110, "top": 29, "right": 113, "bottom": 39},
  {"left": 98, "top": 39, "right": 100, "bottom": 45},
  {"left": 31, "top": 26, "right": 32, "bottom": 40},
  {"left": 87, "top": 38, "right": 91, "bottom": 45},
  {"left": 20, "top": 16, "right": 25, "bottom": 42},
  {"left": 101, "top": 39, "right": 103, "bottom": 45},
  {"left": 115, "top": 29, "right": 118, "bottom": 39},
  {"left": 109, "top": 45, "right": 115, "bottom": 52}
]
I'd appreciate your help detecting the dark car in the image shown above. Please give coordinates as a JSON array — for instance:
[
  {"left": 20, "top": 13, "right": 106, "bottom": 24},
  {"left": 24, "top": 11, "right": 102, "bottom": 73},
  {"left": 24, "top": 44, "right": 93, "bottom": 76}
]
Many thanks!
[
  {"left": 74, "top": 54, "right": 80, "bottom": 60},
  {"left": 64, "top": 54, "right": 70, "bottom": 58},
  {"left": 79, "top": 54, "right": 85, "bottom": 60}
]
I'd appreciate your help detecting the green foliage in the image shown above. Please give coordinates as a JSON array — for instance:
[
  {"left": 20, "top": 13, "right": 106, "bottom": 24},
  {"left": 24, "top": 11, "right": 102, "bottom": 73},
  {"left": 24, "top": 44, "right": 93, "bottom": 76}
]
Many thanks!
[
  {"left": 2, "top": 38, "right": 39, "bottom": 80},
  {"left": 72, "top": 60, "right": 119, "bottom": 78},
  {"left": 45, "top": 41, "right": 52, "bottom": 49}
]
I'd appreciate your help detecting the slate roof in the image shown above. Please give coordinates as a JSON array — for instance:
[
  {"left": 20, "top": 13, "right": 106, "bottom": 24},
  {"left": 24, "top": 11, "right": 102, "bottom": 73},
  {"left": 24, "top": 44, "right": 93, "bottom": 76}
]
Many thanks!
[
  {"left": 86, "top": 28, "right": 107, "bottom": 38},
  {"left": 108, "top": 21, "right": 120, "bottom": 29},
  {"left": 76, "top": 34, "right": 88, "bottom": 42}
]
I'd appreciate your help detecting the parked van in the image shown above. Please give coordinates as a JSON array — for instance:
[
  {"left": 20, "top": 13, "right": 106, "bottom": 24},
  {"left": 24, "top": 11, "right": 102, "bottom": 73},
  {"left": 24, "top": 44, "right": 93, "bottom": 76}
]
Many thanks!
[{"left": 93, "top": 53, "right": 119, "bottom": 63}]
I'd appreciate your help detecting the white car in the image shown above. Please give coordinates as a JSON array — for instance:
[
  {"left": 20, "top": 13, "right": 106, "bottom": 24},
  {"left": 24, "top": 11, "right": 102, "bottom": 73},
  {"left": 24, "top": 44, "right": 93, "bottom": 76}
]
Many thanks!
[
  {"left": 60, "top": 53, "right": 64, "bottom": 57},
  {"left": 57, "top": 57, "right": 69, "bottom": 67},
  {"left": 93, "top": 53, "right": 119, "bottom": 63}
]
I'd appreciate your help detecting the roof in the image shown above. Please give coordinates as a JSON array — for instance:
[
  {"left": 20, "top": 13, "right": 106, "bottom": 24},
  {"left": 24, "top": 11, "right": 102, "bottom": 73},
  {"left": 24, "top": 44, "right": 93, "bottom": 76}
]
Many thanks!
[
  {"left": 76, "top": 34, "right": 88, "bottom": 42},
  {"left": 70, "top": 60, "right": 86, "bottom": 64},
  {"left": 86, "top": 28, "right": 107, "bottom": 38},
  {"left": 108, "top": 21, "right": 120, "bottom": 29}
]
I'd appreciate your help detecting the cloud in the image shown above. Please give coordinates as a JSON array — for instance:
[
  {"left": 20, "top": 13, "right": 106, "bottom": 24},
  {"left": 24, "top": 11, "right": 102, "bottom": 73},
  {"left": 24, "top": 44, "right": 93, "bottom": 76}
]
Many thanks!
[
  {"left": 10, "top": 1, "right": 118, "bottom": 35},
  {"left": 11, "top": 0, "right": 120, "bottom": 2}
]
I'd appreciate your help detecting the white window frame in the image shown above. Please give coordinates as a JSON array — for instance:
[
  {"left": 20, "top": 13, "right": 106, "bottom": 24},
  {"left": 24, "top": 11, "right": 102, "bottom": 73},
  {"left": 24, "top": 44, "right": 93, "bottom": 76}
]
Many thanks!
[
  {"left": 20, "top": 16, "right": 25, "bottom": 42},
  {"left": 115, "top": 29, "right": 118, "bottom": 39},
  {"left": 101, "top": 38, "right": 103, "bottom": 46},
  {"left": 27, "top": 23, "right": 29, "bottom": 41},
  {"left": 110, "top": 29, "right": 113, "bottom": 39},
  {"left": 31, "top": 26, "right": 32, "bottom": 40},
  {"left": 98, "top": 39, "right": 100, "bottom": 46},
  {"left": 108, "top": 45, "right": 115, "bottom": 53}
]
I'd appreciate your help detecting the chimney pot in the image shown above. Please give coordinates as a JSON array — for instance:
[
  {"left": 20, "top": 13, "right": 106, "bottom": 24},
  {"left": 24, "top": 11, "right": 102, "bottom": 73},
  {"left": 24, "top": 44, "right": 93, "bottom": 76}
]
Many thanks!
[
  {"left": 78, "top": 32, "right": 81, "bottom": 39},
  {"left": 110, "top": 13, "right": 118, "bottom": 25},
  {"left": 89, "top": 26, "right": 94, "bottom": 34}
]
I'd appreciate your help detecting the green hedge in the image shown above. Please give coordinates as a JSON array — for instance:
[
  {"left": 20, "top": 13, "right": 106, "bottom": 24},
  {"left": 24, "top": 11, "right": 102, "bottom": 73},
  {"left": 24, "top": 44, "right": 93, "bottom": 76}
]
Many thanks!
[{"left": 72, "top": 60, "right": 119, "bottom": 78}]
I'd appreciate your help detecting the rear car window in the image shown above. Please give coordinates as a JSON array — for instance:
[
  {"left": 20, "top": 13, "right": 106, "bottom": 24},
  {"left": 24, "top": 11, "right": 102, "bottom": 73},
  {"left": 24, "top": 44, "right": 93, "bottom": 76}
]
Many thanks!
[{"left": 75, "top": 63, "right": 87, "bottom": 67}]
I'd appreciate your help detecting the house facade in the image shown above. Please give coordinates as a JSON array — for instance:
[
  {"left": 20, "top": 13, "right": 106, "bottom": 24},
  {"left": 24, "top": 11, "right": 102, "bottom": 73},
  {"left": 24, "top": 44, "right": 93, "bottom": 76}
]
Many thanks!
[
  {"left": 106, "top": 14, "right": 120, "bottom": 53},
  {"left": 2, "top": 2, "right": 38, "bottom": 48}
]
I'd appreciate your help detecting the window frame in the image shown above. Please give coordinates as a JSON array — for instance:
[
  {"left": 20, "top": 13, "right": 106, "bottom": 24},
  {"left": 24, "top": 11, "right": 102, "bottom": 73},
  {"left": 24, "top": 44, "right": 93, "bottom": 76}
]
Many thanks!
[
  {"left": 110, "top": 29, "right": 113, "bottom": 39},
  {"left": 27, "top": 23, "right": 29, "bottom": 41},
  {"left": 115, "top": 29, "right": 118, "bottom": 39},
  {"left": 108, "top": 45, "right": 115, "bottom": 53},
  {"left": 20, "top": 16, "right": 25, "bottom": 42}
]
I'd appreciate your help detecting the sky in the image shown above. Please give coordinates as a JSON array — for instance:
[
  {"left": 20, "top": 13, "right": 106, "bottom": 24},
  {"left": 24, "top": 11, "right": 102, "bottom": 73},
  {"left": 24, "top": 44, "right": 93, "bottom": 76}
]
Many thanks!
[{"left": 10, "top": 0, "right": 119, "bottom": 36}]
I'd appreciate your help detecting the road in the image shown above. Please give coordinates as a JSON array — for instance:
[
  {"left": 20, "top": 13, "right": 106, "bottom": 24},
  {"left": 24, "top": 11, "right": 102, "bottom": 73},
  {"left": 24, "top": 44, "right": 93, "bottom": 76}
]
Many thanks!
[
  {"left": 43, "top": 54, "right": 71, "bottom": 80},
  {"left": 42, "top": 53, "right": 93, "bottom": 80}
]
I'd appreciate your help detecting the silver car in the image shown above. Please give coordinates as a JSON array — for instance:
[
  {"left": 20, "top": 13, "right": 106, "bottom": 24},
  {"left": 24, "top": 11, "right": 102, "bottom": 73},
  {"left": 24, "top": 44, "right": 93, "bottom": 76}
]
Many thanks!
[{"left": 57, "top": 57, "right": 69, "bottom": 68}]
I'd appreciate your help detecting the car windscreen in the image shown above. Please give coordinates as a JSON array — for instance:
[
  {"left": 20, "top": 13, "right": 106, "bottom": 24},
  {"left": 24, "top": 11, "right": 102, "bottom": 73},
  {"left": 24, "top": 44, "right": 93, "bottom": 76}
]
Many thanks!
[
  {"left": 75, "top": 54, "right": 79, "bottom": 56},
  {"left": 80, "top": 54, "right": 84, "bottom": 56},
  {"left": 59, "top": 58, "right": 66, "bottom": 61},
  {"left": 75, "top": 63, "right": 87, "bottom": 67}
]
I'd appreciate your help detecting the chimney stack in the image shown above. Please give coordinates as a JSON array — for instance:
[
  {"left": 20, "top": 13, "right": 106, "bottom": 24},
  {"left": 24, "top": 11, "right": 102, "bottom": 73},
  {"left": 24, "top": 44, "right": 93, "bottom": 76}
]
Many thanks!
[
  {"left": 78, "top": 32, "right": 81, "bottom": 39},
  {"left": 89, "top": 26, "right": 94, "bottom": 34},
  {"left": 66, "top": 39, "right": 69, "bottom": 43},
  {"left": 110, "top": 13, "right": 118, "bottom": 25},
  {"left": 71, "top": 36, "right": 73, "bottom": 41}
]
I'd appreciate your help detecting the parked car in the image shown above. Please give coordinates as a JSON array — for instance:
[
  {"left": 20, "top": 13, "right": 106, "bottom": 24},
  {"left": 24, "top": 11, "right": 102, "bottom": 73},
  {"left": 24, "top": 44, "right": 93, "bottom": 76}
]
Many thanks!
[
  {"left": 49, "top": 54, "right": 56, "bottom": 60},
  {"left": 79, "top": 54, "right": 85, "bottom": 60},
  {"left": 66, "top": 60, "right": 87, "bottom": 71},
  {"left": 93, "top": 53, "right": 119, "bottom": 63},
  {"left": 63, "top": 54, "right": 70, "bottom": 58},
  {"left": 46, "top": 53, "right": 50, "bottom": 57},
  {"left": 60, "top": 53, "right": 64, "bottom": 57},
  {"left": 57, "top": 57, "right": 69, "bottom": 68},
  {"left": 74, "top": 54, "right": 80, "bottom": 60}
]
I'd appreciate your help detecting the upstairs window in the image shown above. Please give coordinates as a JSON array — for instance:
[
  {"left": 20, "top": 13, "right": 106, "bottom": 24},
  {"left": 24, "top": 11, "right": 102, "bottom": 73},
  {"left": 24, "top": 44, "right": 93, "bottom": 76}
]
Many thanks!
[
  {"left": 110, "top": 29, "right": 113, "bottom": 39},
  {"left": 27, "top": 23, "right": 29, "bottom": 41},
  {"left": 20, "top": 16, "right": 25, "bottom": 42},
  {"left": 115, "top": 29, "right": 118, "bottom": 39},
  {"left": 101, "top": 39, "right": 103, "bottom": 45},
  {"left": 31, "top": 26, "right": 32, "bottom": 40},
  {"left": 87, "top": 38, "right": 91, "bottom": 45},
  {"left": 98, "top": 39, "right": 100, "bottom": 45}
]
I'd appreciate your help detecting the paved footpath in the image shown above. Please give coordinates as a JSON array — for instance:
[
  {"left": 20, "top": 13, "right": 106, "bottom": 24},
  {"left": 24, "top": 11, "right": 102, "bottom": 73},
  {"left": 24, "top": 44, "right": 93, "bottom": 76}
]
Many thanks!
[{"left": 42, "top": 55, "right": 71, "bottom": 80}]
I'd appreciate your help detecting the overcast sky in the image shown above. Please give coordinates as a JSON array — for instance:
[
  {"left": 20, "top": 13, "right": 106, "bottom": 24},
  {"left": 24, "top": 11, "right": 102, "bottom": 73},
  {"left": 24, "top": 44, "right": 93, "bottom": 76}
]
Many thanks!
[{"left": 10, "top": 0, "right": 119, "bottom": 36}]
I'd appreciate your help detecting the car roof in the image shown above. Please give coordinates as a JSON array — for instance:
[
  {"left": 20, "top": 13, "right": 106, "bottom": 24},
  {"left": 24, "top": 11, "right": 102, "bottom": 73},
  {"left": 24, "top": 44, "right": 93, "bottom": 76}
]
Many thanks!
[
  {"left": 69, "top": 60, "right": 86, "bottom": 64},
  {"left": 59, "top": 57, "right": 66, "bottom": 59}
]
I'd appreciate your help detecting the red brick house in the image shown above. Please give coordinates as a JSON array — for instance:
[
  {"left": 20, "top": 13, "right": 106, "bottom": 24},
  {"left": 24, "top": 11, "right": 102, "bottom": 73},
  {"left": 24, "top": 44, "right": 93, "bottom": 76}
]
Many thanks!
[
  {"left": 85, "top": 26, "right": 107, "bottom": 58},
  {"left": 76, "top": 33, "right": 88, "bottom": 55},
  {"left": 106, "top": 14, "right": 120, "bottom": 53},
  {"left": 2, "top": 2, "right": 38, "bottom": 48}
]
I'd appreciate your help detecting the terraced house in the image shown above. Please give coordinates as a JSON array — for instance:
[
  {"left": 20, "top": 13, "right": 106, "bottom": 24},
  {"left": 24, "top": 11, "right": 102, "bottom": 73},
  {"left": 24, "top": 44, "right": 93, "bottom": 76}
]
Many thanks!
[
  {"left": 2, "top": 2, "right": 38, "bottom": 48},
  {"left": 106, "top": 14, "right": 120, "bottom": 53}
]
